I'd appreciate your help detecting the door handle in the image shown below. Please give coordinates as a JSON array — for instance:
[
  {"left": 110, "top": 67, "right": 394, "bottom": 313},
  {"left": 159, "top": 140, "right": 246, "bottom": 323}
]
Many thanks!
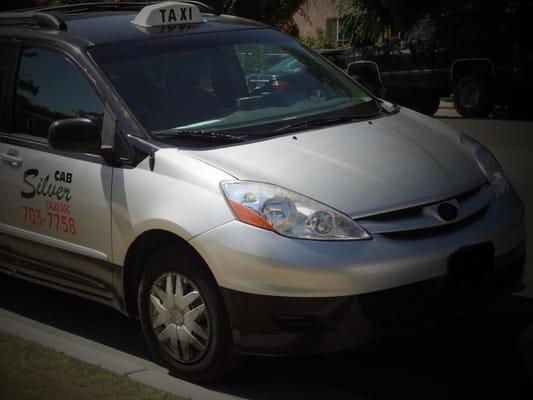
[{"left": 0, "top": 149, "right": 23, "bottom": 169}]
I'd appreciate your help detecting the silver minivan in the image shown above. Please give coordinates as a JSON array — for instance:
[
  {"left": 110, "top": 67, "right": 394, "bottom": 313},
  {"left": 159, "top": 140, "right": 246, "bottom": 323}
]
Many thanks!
[{"left": 0, "top": 1, "right": 526, "bottom": 382}]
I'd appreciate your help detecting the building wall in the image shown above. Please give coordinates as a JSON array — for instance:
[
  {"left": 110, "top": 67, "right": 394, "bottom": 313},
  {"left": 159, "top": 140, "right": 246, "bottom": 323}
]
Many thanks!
[{"left": 293, "top": 0, "right": 341, "bottom": 38}]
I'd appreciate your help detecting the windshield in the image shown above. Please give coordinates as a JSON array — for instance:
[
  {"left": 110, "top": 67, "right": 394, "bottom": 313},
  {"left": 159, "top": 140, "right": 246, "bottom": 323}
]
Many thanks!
[
  {"left": 267, "top": 57, "right": 303, "bottom": 74},
  {"left": 90, "top": 29, "right": 379, "bottom": 138}
]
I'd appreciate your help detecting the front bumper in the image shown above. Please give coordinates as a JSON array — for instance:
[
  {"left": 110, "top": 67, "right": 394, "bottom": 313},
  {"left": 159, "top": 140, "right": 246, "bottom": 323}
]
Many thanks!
[
  {"left": 220, "top": 242, "right": 525, "bottom": 355},
  {"left": 190, "top": 186, "right": 526, "bottom": 355}
]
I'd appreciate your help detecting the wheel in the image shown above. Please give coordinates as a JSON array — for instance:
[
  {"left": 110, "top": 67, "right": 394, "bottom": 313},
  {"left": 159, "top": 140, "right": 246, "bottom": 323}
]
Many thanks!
[
  {"left": 453, "top": 74, "right": 494, "bottom": 117},
  {"left": 138, "top": 247, "right": 238, "bottom": 382}
]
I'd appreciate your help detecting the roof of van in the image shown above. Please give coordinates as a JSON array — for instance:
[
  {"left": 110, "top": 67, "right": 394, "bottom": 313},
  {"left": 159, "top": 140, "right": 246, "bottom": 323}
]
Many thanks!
[{"left": 0, "top": 2, "right": 268, "bottom": 46}]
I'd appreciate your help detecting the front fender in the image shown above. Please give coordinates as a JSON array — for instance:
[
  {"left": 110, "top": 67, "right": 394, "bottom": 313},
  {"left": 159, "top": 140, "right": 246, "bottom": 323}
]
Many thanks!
[{"left": 111, "top": 149, "right": 235, "bottom": 266}]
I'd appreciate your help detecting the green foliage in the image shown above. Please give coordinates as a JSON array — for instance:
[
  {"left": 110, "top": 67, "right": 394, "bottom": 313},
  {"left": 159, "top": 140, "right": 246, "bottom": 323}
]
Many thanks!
[
  {"left": 300, "top": 28, "right": 333, "bottom": 50},
  {"left": 339, "top": 0, "right": 522, "bottom": 47},
  {"left": 211, "top": 0, "right": 305, "bottom": 31}
]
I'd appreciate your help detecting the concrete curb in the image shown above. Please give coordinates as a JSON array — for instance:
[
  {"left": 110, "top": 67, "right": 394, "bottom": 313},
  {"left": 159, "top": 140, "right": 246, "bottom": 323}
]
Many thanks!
[{"left": 0, "top": 308, "right": 245, "bottom": 400}]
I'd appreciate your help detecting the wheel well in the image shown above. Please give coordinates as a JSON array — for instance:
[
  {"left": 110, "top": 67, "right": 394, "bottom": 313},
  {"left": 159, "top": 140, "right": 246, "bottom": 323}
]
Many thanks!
[
  {"left": 451, "top": 59, "right": 495, "bottom": 83},
  {"left": 122, "top": 230, "right": 213, "bottom": 317}
]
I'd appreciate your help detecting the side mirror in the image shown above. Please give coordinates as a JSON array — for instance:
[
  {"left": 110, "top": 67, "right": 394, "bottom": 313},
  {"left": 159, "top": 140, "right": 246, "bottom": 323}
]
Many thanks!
[
  {"left": 347, "top": 61, "right": 385, "bottom": 98},
  {"left": 48, "top": 118, "right": 101, "bottom": 154}
]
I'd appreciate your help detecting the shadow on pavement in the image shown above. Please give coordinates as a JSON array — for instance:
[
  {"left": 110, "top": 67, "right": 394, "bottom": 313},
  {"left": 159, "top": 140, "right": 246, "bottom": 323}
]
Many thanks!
[
  {"left": 1, "top": 274, "right": 532, "bottom": 400},
  {"left": 434, "top": 101, "right": 533, "bottom": 122},
  {"left": 0, "top": 275, "right": 151, "bottom": 361},
  {"left": 436, "top": 115, "right": 533, "bottom": 122}
]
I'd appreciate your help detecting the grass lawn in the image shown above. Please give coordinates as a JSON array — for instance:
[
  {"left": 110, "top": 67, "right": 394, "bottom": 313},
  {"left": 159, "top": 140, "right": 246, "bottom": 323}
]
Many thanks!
[{"left": 0, "top": 331, "right": 184, "bottom": 400}]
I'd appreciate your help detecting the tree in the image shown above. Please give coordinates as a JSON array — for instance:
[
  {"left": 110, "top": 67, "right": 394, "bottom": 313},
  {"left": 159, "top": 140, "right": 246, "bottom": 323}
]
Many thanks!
[
  {"left": 339, "top": 0, "right": 523, "bottom": 46},
  {"left": 211, "top": 0, "right": 305, "bottom": 33}
]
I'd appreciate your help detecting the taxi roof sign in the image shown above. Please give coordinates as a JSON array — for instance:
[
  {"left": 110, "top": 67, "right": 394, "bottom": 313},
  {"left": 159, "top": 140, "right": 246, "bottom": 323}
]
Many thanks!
[{"left": 132, "top": 2, "right": 204, "bottom": 28}]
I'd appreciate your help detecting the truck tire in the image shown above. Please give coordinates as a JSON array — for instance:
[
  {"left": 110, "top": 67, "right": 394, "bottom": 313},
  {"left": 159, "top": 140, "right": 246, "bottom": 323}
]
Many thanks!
[
  {"left": 453, "top": 74, "right": 494, "bottom": 117},
  {"left": 138, "top": 247, "right": 239, "bottom": 382}
]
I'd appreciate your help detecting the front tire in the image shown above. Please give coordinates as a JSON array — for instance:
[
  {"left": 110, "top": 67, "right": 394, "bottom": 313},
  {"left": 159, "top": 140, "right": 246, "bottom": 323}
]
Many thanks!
[
  {"left": 138, "top": 247, "right": 237, "bottom": 382},
  {"left": 453, "top": 74, "right": 494, "bottom": 117}
]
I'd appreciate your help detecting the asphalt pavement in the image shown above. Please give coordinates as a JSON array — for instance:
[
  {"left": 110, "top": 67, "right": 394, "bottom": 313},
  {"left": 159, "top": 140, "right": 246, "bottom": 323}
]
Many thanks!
[{"left": 1, "top": 108, "right": 532, "bottom": 399}]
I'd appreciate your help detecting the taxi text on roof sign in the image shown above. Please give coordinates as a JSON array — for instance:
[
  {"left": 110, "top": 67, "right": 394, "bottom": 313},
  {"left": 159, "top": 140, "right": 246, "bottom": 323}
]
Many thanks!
[{"left": 131, "top": 1, "right": 204, "bottom": 28}]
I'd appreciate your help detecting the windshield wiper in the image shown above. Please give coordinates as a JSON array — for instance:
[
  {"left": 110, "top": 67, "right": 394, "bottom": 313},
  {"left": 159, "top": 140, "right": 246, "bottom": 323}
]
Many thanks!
[
  {"left": 153, "top": 130, "right": 248, "bottom": 143},
  {"left": 273, "top": 115, "right": 375, "bottom": 134}
]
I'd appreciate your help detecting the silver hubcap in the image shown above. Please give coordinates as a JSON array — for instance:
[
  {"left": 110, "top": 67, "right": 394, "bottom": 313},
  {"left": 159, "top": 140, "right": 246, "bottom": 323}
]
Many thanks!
[
  {"left": 149, "top": 272, "right": 210, "bottom": 363},
  {"left": 460, "top": 84, "right": 480, "bottom": 108}
]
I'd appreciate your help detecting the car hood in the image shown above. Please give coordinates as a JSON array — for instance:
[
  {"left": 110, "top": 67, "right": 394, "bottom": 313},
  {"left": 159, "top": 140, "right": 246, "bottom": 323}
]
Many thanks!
[{"left": 185, "top": 109, "right": 486, "bottom": 218}]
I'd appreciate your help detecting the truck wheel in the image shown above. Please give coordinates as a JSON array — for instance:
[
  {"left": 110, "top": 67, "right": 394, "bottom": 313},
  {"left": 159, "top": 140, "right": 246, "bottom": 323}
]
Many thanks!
[
  {"left": 137, "top": 247, "right": 238, "bottom": 382},
  {"left": 453, "top": 75, "right": 494, "bottom": 117}
]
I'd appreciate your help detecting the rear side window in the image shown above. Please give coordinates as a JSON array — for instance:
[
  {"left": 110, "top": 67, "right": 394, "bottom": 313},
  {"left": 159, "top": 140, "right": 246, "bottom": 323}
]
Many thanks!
[{"left": 13, "top": 48, "right": 104, "bottom": 139}]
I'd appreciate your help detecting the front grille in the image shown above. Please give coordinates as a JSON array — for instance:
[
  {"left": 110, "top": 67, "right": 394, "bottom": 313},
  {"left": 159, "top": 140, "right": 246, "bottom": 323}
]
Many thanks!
[
  {"left": 380, "top": 206, "right": 488, "bottom": 240},
  {"left": 357, "top": 184, "right": 490, "bottom": 235}
]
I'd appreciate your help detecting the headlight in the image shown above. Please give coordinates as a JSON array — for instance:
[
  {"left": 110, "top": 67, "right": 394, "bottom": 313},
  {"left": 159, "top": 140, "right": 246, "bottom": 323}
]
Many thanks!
[
  {"left": 461, "top": 134, "right": 508, "bottom": 197},
  {"left": 221, "top": 181, "right": 371, "bottom": 240}
]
